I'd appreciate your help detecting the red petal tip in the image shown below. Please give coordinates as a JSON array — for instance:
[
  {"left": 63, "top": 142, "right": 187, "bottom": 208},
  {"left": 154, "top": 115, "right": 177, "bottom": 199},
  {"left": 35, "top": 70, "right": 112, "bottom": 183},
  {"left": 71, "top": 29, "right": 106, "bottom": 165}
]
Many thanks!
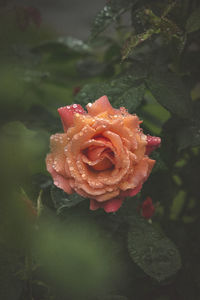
[
  {"left": 146, "top": 135, "right": 161, "bottom": 155},
  {"left": 58, "top": 104, "right": 86, "bottom": 131}
]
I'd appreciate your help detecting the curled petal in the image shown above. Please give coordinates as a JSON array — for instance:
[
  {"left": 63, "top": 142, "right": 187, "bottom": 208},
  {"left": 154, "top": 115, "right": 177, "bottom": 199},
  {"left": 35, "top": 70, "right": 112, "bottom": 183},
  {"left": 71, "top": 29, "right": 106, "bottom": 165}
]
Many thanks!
[
  {"left": 103, "top": 197, "right": 124, "bottom": 213},
  {"left": 86, "top": 95, "right": 117, "bottom": 116},
  {"left": 58, "top": 104, "right": 86, "bottom": 131},
  {"left": 90, "top": 197, "right": 124, "bottom": 213},
  {"left": 121, "top": 183, "right": 142, "bottom": 197},
  {"left": 89, "top": 199, "right": 102, "bottom": 211}
]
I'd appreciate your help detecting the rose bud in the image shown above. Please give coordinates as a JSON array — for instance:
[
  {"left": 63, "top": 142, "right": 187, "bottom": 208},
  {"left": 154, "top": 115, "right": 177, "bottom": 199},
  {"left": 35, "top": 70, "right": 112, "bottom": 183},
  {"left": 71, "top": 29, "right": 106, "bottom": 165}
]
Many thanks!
[
  {"left": 46, "top": 96, "right": 161, "bottom": 213},
  {"left": 141, "top": 196, "right": 155, "bottom": 219}
]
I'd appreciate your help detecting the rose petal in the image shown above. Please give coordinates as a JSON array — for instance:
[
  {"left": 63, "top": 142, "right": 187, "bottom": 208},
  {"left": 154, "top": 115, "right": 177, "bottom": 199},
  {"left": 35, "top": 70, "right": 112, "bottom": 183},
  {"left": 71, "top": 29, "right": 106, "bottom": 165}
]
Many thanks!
[
  {"left": 89, "top": 199, "right": 101, "bottom": 211},
  {"left": 90, "top": 197, "right": 124, "bottom": 212},
  {"left": 86, "top": 95, "right": 116, "bottom": 116},
  {"left": 145, "top": 135, "right": 161, "bottom": 155},
  {"left": 58, "top": 104, "right": 86, "bottom": 132},
  {"left": 102, "top": 197, "right": 124, "bottom": 213},
  {"left": 46, "top": 154, "right": 73, "bottom": 194},
  {"left": 121, "top": 183, "right": 142, "bottom": 197}
]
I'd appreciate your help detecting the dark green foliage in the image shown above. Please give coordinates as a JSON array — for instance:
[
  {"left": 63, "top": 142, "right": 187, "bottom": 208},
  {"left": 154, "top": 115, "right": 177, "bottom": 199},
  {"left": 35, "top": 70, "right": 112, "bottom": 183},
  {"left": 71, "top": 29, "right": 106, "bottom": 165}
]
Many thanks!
[
  {"left": 186, "top": 6, "right": 200, "bottom": 33},
  {"left": 51, "top": 185, "right": 84, "bottom": 214},
  {"left": 75, "top": 74, "right": 146, "bottom": 113},
  {"left": 128, "top": 216, "right": 181, "bottom": 282},
  {"left": 145, "top": 71, "right": 192, "bottom": 118},
  {"left": 0, "top": 245, "right": 23, "bottom": 300},
  {"left": 90, "top": 0, "right": 137, "bottom": 39}
]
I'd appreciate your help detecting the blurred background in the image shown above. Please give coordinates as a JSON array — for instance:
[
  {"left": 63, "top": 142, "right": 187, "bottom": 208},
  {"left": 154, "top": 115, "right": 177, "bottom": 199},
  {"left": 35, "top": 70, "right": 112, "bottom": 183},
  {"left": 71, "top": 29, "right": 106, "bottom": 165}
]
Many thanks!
[{"left": 2, "top": 0, "right": 106, "bottom": 38}]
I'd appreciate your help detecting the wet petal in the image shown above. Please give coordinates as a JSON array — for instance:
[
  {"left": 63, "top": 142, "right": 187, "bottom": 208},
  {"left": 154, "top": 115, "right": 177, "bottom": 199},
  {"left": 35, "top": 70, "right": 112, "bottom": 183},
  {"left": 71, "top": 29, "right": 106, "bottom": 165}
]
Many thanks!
[
  {"left": 58, "top": 104, "right": 86, "bottom": 132},
  {"left": 102, "top": 197, "right": 124, "bottom": 213},
  {"left": 86, "top": 95, "right": 116, "bottom": 116},
  {"left": 146, "top": 135, "right": 161, "bottom": 155}
]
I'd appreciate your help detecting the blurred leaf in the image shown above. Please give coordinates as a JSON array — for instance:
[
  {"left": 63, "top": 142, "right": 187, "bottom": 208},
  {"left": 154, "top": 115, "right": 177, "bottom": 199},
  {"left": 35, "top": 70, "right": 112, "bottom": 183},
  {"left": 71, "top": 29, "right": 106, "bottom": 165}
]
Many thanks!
[
  {"left": 186, "top": 7, "right": 200, "bottom": 33},
  {"left": 91, "top": 0, "right": 137, "bottom": 39},
  {"left": 150, "top": 151, "right": 168, "bottom": 173},
  {"left": 51, "top": 185, "right": 85, "bottom": 214},
  {"left": 128, "top": 215, "right": 181, "bottom": 282},
  {"left": 0, "top": 245, "right": 23, "bottom": 300},
  {"left": 175, "top": 102, "right": 200, "bottom": 151},
  {"left": 0, "top": 121, "right": 49, "bottom": 176},
  {"left": 32, "top": 36, "right": 91, "bottom": 56},
  {"left": 76, "top": 58, "right": 107, "bottom": 77},
  {"left": 56, "top": 36, "right": 91, "bottom": 53},
  {"left": 34, "top": 217, "right": 119, "bottom": 297},
  {"left": 176, "top": 119, "right": 200, "bottom": 151},
  {"left": 146, "top": 71, "right": 192, "bottom": 118}
]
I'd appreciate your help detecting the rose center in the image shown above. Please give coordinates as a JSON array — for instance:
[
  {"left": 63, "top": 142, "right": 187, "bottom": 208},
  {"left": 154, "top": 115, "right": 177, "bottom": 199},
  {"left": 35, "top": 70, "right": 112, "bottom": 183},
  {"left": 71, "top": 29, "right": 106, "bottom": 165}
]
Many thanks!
[{"left": 84, "top": 145, "right": 114, "bottom": 171}]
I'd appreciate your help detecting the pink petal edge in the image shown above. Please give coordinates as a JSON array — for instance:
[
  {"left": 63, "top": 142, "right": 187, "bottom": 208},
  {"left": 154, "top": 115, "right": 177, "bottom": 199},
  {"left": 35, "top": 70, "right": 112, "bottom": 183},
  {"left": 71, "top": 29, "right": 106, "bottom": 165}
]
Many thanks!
[
  {"left": 58, "top": 104, "right": 86, "bottom": 132},
  {"left": 145, "top": 135, "right": 161, "bottom": 155},
  {"left": 90, "top": 197, "right": 124, "bottom": 213},
  {"left": 120, "top": 184, "right": 143, "bottom": 197}
]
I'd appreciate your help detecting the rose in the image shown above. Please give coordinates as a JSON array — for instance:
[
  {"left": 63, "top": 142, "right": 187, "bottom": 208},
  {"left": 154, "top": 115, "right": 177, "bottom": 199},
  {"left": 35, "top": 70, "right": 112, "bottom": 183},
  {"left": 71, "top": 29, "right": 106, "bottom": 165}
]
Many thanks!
[{"left": 46, "top": 95, "right": 161, "bottom": 213}]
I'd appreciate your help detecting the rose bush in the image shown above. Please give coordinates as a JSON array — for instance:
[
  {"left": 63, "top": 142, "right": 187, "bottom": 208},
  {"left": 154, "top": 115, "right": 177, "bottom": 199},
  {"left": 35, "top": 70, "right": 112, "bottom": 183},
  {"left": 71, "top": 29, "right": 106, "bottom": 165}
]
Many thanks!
[{"left": 46, "top": 96, "right": 161, "bottom": 212}]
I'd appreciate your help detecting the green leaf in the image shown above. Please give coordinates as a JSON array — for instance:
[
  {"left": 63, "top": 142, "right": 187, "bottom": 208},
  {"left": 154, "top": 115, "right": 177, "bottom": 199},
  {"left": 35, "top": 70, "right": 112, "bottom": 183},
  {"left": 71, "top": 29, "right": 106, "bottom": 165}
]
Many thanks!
[
  {"left": 128, "top": 216, "right": 181, "bottom": 282},
  {"left": 186, "top": 7, "right": 200, "bottom": 33},
  {"left": 51, "top": 185, "right": 84, "bottom": 214},
  {"left": 146, "top": 71, "right": 192, "bottom": 118},
  {"left": 122, "top": 29, "right": 159, "bottom": 61},
  {"left": 75, "top": 73, "right": 147, "bottom": 113},
  {"left": 91, "top": 0, "right": 137, "bottom": 39}
]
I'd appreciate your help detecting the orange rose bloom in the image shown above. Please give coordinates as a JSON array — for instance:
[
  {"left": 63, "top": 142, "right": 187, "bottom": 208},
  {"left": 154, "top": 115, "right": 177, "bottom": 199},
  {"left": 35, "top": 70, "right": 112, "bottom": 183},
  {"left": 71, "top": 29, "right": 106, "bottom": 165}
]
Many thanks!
[{"left": 46, "top": 96, "right": 161, "bottom": 213}]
